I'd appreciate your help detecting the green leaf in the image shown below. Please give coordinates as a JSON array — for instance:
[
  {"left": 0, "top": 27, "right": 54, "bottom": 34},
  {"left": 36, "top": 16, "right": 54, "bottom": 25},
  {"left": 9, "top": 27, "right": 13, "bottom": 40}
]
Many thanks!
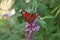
[
  {"left": 39, "top": 3, "right": 47, "bottom": 11},
  {"left": 46, "top": 26, "right": 57, "bottom": 36},
  {"left": 50, "top": 0, "right": 60, "bottom": 8},
  {"left": 0, "top": 34, "right": 9, "bottom": 40},
  {"left": 27, "top": 9, "right": 34, "bottom": 13},
  {"left": 42, "top": 15, "right": 54, "bottom": 19},
  {"left": 0, "top": 19, "right": 5, "bottom": 26},
  {"left": 48, "top": 33, "right": 60, "bottom": 40},
  {"left": 38, "top": 16, "right": 48, "bottom": 30},
  {"left": 14, "top": 22, "right": 25, "bottom": 31},
  {"left": 17, "top": 16, "right": 23, "bottom": 23},
  {"left": 8, "top": 35, "right": 20, "bottom": 40},
  {"left": 1, "top": 28, "right": 10, "bottom": 33}
]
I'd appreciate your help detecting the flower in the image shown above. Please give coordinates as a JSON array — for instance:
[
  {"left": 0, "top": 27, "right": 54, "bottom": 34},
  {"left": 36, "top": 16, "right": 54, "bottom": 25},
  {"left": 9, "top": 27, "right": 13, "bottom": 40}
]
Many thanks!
[
  {"left": 25, "top": 22, "right": 31, "bottom": 28},
  {"left": 25, "top": 28, "right": 33, "bottom": 34},
  {"left": 35, "top": 25, "right": 40, "bottom": 31},
  {"left": 3, "top": 14, "right": 8, "bottom": 17},
  {"left": 3, "top": 14, "right": 8, "bottom": 19},
  {"left": 25, "top": 18, "right": 40, "bottom": 40},
  {"left": 25, "top": 18, "right": 40, "bottom": 33}
]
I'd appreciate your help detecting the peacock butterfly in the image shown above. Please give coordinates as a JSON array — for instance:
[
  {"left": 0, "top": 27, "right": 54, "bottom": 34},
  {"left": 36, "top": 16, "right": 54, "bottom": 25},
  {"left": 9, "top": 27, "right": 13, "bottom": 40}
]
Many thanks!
[{"left": 21, "top": 10, "right": 38, "bottom": 23}]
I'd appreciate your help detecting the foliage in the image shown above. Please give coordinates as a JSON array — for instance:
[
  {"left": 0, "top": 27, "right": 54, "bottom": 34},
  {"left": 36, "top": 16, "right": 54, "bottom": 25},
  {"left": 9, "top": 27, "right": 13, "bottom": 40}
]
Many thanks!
[{"left": 0, "top": 0, "right": 60, "bottom": 40}]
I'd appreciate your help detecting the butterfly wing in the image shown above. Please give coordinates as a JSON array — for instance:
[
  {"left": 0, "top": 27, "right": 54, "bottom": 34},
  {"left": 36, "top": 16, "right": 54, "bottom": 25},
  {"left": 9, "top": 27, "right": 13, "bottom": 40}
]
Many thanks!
[
  {"left": 21, "top": 10, "right": 31, "bottom": 22},
  {"left": 30, "top": 12, "right": 38, "bottom": 23}
]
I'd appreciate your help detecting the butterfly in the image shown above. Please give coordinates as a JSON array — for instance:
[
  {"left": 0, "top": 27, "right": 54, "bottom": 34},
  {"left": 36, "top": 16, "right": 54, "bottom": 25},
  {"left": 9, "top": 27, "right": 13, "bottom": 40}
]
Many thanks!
[{"left": 21, "top": 10, "right": 38, "bottom": 23}]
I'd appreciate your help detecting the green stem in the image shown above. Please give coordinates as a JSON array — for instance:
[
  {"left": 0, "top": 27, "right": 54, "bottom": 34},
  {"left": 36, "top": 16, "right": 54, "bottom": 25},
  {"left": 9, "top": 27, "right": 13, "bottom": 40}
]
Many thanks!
[
  {"left": 51, "top": 5, "right": 60, "bottom": 14},
  {"left": 54, "top": 8, "right": 60, "bottom": 18}
]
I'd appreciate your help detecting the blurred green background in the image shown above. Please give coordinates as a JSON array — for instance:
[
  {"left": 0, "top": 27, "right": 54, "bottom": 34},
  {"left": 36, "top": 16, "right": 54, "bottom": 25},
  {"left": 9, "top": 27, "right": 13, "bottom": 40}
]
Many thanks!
[{"left": 0, "top": 0, "right": 60, "bottom": 40}]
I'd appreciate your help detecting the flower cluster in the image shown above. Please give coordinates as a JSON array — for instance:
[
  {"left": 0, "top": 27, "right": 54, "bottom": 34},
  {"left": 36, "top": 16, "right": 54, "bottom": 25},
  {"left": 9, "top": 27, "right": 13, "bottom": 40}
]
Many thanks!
[{"left": 25, "top": 18, "right": 40, "bottom": 40}]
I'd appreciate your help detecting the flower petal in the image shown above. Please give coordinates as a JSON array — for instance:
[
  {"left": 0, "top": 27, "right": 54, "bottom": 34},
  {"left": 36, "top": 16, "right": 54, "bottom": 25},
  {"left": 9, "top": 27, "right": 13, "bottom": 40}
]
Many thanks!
[{"left": 35, "top": 25, "right": 40, "bottom": 31}]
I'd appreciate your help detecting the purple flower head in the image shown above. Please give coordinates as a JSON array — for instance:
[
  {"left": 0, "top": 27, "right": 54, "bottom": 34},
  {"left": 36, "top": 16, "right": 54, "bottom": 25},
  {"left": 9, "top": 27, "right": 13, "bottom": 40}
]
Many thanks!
[
  {"left": 25, "top": 15, "right": 40, "bottom": 40},
  {"left": 3, "top": 14, "right": 8, "bottom": 17},
  {"left": 3, "top": 14, "right": 8, "bottom": 19}
]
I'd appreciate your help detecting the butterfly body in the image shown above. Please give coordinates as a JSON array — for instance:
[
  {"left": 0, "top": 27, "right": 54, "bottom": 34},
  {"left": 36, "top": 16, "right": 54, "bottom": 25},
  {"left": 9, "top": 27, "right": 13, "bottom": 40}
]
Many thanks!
[{"left": 21, "top": 10, "right": 38, "bottom": 23}]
